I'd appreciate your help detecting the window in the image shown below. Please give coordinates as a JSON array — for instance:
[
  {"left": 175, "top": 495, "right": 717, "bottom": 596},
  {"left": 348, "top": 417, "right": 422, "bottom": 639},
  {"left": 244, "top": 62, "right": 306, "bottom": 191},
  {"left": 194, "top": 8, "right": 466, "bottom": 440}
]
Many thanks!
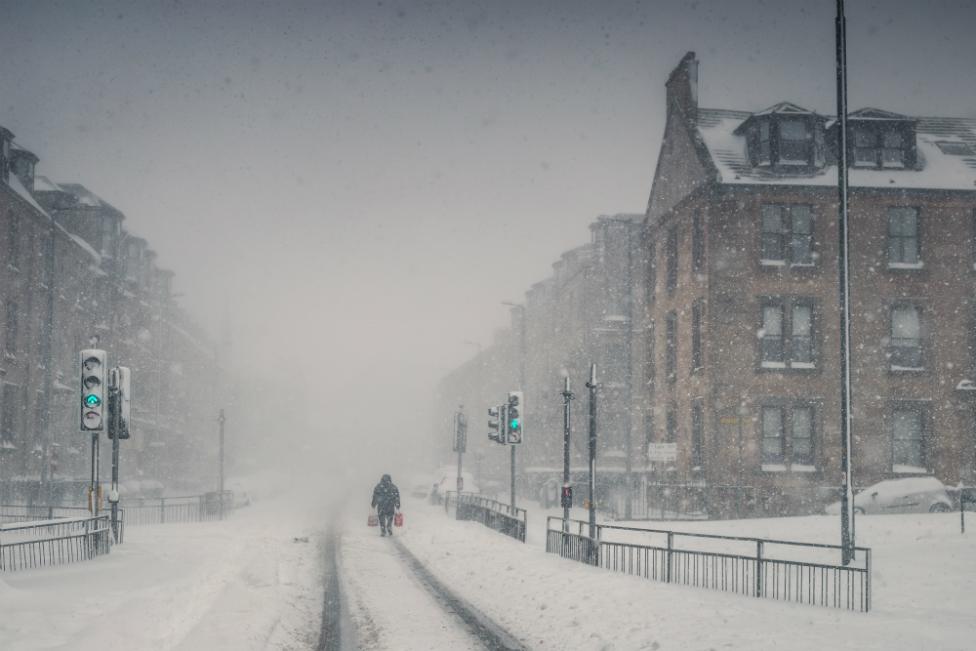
[
  {"left": 761, "top": 303, "right": 784, "bottom": 366},
  {"left": 691, "top": 401, "right": 704, "bottom": 470},
  {"left": 1, "top": 383, "right": 18, "bottom": 443},
  {"left": 761, "top": 407, "right": 784, "bottom": 464},
  {"left": 761, "top": 404, "right": 817, "bottom": 469},
  {"left": 665, "top": 311, "right": 677, "bottom": 383},
  {"left": 4, "top": 301, "right": 18, "bottom": 355},
  {"left": 778, "top": 118, "right": 809, "bottom": 164},
  {"left": 791, "top": 303, "right": 813, "bottom": 364},
  {"left": 891, "top": 406, "right": 925, "bottom": 471},
  {"left": 758, "top": 121, "right": 771, "bottom": 164},
  {"left": 792, "top": 406, "right": 814, "bottom": 465},
  {"left": 760, "top": 298, "right": 816, "bottom": 369},
  {"left": 692, "top": 211, "right": 704, "bottom": 273},
  {"left": 853, "top": 127, "right": 878, "bottom": 166},
  {"left": 761, "top": 205, "right": 813, "bottom": 265},
  {"left": 889, "top": 304, "right": 923, "bottom": 370},
  {"left": 761, "top": 206, "right": 786, "bottom": 263},
  {"left": 691, "top": 300, "right": 703, "bottom": 372},
  {"left": 666, "top": 227, "right": 678, "bottom": 292},
  {"left": 887, "top": 207, "right": 920, "bottom": 266},
  {"left": 7, "top": 212, "right": 19, "bottom": 269},
  {"left": 882, "top": 131, "right": 906, "bottom": 168}
]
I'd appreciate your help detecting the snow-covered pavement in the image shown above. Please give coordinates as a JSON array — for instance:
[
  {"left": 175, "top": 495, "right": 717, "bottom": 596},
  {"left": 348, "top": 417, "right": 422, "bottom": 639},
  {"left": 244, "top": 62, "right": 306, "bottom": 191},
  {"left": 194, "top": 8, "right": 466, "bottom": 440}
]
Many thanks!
[
  {"left": 0, "top": 496, "right": 326, "bottom": 651},
  {"left": 397, "top": 497, "right": 976, "bottom": 651}
]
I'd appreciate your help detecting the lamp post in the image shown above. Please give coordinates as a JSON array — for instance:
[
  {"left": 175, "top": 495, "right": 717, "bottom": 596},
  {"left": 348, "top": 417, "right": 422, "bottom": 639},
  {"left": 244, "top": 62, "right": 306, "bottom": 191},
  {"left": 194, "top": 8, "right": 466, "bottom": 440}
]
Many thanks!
[{"left": 835, "top": 0, "right": 856, "bottom": 566}]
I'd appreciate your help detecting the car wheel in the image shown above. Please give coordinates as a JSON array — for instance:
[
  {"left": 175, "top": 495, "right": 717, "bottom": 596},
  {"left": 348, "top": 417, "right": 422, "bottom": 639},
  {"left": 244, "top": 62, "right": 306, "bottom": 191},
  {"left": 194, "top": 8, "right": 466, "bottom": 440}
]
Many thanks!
[
  {"left": 853, "top": 507, "right": 865, "bottom": 515},
  {"left": 929, "top": 503, "right": 951, "bottom": 513}
]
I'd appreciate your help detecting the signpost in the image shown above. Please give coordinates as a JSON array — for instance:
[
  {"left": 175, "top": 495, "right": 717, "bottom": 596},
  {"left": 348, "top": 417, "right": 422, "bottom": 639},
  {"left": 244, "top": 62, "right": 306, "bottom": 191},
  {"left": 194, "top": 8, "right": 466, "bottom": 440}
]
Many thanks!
[{"left": 647, "top": 442, "right": 678, "bottom": 464}]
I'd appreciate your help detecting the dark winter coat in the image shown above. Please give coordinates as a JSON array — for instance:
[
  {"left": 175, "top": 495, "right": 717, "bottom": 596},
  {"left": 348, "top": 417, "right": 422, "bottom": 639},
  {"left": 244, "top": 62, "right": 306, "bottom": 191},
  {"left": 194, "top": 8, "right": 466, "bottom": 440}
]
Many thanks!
[{"left": 371, "top": 477, "right": 400, "bottom": 514}]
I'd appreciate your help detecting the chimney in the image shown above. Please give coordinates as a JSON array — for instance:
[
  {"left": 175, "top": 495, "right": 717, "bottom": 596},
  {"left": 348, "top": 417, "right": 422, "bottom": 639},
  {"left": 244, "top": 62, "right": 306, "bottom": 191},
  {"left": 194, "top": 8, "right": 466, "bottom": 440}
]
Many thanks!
[{"left": 666, "top": 51, "right": 699, "bottom": 124}]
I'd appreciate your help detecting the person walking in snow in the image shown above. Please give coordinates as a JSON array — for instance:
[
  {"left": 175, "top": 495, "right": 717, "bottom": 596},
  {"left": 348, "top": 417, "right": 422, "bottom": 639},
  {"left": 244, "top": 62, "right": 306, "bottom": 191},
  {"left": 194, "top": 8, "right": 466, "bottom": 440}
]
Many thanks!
[{"left": 371, "top": 474, "right": 400, "bottom": 536}]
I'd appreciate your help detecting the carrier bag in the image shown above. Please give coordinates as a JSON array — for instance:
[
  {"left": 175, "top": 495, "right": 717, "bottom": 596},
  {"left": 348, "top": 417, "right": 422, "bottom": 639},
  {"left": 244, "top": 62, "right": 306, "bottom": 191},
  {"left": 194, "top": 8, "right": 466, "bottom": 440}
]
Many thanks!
[
  {"left": 368, "top": 511, "right": 379, "bottom": 527},
  {"left": 394, "top": 512, "right": 404, "bottom": 528}
]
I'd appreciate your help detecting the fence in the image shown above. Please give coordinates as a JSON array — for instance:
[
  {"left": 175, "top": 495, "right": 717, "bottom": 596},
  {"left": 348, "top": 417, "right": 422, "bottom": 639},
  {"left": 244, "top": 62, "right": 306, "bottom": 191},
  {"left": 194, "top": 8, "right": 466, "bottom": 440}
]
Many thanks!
[
  {"left": 546, "top": 517, "right": 871, "bottom": 612},
  {"left": 0, "top": 515, "right": 111, "bottom": 571},
  {"left": 0, "top": 491, "right": 232, "bottom": 531},
  {"left": 445, "top": 492, "right": 527, "bottom": 543}
]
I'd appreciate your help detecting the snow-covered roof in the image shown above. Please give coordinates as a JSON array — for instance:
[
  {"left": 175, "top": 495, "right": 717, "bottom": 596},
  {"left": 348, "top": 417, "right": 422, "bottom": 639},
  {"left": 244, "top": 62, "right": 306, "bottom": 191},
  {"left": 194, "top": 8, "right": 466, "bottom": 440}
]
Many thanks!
[
  {"left": 696, "top": 108, "right": 976, "bottom": 191},
  {"left": 7, "top": 172, "right": 47, "bottom": 214},
  {"left": 56, "top": 183, "right": 112, "bottom": 209},
  {"left": 32, "top": 175, "right": 63, "bottom": 193}
]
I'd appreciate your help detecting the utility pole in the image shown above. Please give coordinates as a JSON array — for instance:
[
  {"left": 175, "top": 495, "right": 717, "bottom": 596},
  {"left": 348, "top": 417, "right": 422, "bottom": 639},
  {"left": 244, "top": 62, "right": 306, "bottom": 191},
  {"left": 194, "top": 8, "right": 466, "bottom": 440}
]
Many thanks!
[
  {"left": 586, "top": 363, "right": 598, "bottom": 551},
  {"left": 561, "top": 376, "right": 573, "bottom": 532},
  {"left": 835, "top": 0, "right": 856, "bottom": 566},
  {"left": 109, "top": 373, "right": 120, "bottom": 540},
  {"left": 218, "top": 409, "right": 226, "bottom": 520}
]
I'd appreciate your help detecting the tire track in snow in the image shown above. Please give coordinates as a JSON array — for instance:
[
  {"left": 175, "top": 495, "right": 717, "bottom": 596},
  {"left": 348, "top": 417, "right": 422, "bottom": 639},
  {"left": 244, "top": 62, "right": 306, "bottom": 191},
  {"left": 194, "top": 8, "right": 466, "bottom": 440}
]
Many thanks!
[
  {"left": 391, "top": 537, "right": 527, "bottom": 651},
  {"left": 316, "top": 527, "right": 346, "bottom": 651}
]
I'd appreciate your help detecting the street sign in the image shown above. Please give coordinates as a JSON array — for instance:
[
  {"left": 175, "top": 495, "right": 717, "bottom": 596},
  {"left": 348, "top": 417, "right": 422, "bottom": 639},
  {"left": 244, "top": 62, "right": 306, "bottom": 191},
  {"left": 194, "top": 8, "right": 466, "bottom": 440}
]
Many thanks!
[{"left": 647, "top": 442, "right": 678, "bottom": 463}]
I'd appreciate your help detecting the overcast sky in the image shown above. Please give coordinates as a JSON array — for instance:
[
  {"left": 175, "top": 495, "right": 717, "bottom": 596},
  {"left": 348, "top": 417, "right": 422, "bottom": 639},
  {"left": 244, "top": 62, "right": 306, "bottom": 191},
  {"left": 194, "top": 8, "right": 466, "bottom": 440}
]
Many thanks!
[{"left": 3, "top": 0, "right": 975, "bottom": 464}]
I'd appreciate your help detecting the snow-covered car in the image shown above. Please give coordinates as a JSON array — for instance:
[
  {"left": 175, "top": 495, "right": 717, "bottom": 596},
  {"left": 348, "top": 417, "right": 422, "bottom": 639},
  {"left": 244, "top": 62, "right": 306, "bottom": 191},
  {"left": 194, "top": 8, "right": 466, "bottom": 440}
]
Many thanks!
[{"left": 825, "top": 476, "right": 953, "bottom": 515}]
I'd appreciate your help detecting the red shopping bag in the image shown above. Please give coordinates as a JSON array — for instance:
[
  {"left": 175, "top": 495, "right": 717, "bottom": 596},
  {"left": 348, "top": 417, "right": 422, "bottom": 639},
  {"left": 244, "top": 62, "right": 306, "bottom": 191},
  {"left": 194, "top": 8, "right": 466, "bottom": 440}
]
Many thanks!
[
  {"left": 367, "top": 512, "right": 379, "bottom": 527},
  {"left": 394, "top": 512, "right": 404, "bottom": 528}
]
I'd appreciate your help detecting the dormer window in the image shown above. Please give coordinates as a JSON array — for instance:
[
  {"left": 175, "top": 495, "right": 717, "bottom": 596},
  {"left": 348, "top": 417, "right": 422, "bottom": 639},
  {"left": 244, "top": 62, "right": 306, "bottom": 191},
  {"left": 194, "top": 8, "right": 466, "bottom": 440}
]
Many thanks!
[
  {"left": 882, "top": 132, "right": 906, "bottom": 168},
  {"left": 779, "top": 119, "right": 810, "bottom": 164},
  {"left": 758, "top": 121, "right": 771, "bottom": 164},
  {"left": 737, "top": 103, "right": 824, "bottom": 170},
  {"left": 846, "top": 109, "right": 916, "bottom": 170}
]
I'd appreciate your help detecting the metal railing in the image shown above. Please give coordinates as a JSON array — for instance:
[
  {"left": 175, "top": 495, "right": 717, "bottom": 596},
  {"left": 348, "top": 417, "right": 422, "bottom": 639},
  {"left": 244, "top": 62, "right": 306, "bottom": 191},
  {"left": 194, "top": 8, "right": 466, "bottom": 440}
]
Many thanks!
[
  {"left": 0, "top": 491, "right": 232, "bottom": 529},
  {"left": 546, "top": 517, "right": 871, "bottom": 612},
  {"left": 0, "top": 515, "right": 111, "bottom": 571},
  {"left": 445, "top": 492, "right": 527, "bottom": 542}
]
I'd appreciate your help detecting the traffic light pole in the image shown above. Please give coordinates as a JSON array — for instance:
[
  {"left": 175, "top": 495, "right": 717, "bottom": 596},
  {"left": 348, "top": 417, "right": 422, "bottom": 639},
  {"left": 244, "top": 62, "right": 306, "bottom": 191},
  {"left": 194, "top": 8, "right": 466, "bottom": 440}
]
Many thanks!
[
  {"left": 110, "top": 381, "right": 121, "bottom": 541},
  {"left": 90, "top": 431, "right": 99, "bottom": 516}
]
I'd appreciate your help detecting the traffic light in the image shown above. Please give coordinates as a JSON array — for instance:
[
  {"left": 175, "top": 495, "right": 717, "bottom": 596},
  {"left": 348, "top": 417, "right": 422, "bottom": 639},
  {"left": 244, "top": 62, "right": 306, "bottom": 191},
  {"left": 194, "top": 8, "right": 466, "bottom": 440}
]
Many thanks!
[
  {"left": 506, "top": 391, "right": 523, "bottom": 444},
  {"left": 79, "top": 349, "right": 106, "bottom": 431},
  {"left": 561, "top": 484, "right": 573, "bottom": 508},
  {"left": 488, "top": 406, "right": 502, "bottom": 443}
]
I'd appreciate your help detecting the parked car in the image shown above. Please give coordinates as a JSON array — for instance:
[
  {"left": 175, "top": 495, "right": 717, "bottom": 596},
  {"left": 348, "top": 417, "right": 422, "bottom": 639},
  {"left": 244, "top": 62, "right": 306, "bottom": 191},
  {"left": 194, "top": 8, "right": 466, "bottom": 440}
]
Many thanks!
[{"left": 825, "top": 476, "right": 953, "bottom": 515}]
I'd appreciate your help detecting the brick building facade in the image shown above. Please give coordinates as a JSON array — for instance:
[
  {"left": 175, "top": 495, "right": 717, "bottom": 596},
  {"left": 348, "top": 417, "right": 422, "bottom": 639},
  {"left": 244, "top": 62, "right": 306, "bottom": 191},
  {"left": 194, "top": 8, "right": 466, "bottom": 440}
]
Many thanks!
[
  {"left": 0, "top": 123, "right": 221, "bottom": 502},
  {"left": 438, "top": 52, "right": 976, "bottom": 518}
]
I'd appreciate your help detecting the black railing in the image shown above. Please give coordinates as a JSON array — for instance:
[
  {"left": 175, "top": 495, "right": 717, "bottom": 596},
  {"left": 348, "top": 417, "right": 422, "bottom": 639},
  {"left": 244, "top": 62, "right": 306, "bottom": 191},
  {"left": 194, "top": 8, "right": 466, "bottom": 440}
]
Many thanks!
[
  {"left": 445, "top": 492, "right": 527, "bottom": 542},
  {"left": 546, "top": 517, "right": 871, "bottom": 612},
  {"left": 0, "top": 491, "right": 233, "bottom": 529},
  {"left": 0, "top": 515, "right": 112, "bottom": 571}
]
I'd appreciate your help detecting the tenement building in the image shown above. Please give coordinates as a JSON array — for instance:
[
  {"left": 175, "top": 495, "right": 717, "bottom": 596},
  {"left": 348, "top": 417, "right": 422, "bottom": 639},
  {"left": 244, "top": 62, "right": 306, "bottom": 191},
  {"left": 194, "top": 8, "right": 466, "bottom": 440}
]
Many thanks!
[
  {"left": 0, "top": 123, "right": 220, "bottom": 503},
  {"left": 439, "top": 52, "right": 976, "bottom": 518},
  {"left": 643, "top": 53, "right": 976, "bottom": 515}
]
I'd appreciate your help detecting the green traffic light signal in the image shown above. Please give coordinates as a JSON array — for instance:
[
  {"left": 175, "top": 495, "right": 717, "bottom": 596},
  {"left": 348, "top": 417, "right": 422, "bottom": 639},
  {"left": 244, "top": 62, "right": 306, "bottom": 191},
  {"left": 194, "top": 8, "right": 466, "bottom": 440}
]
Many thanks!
[
  {"left": 510, "top": 419, "right": 520, "bottom": 430},
  {"left": 84, "top": 394, "right": 101, "bottom": 407}
]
